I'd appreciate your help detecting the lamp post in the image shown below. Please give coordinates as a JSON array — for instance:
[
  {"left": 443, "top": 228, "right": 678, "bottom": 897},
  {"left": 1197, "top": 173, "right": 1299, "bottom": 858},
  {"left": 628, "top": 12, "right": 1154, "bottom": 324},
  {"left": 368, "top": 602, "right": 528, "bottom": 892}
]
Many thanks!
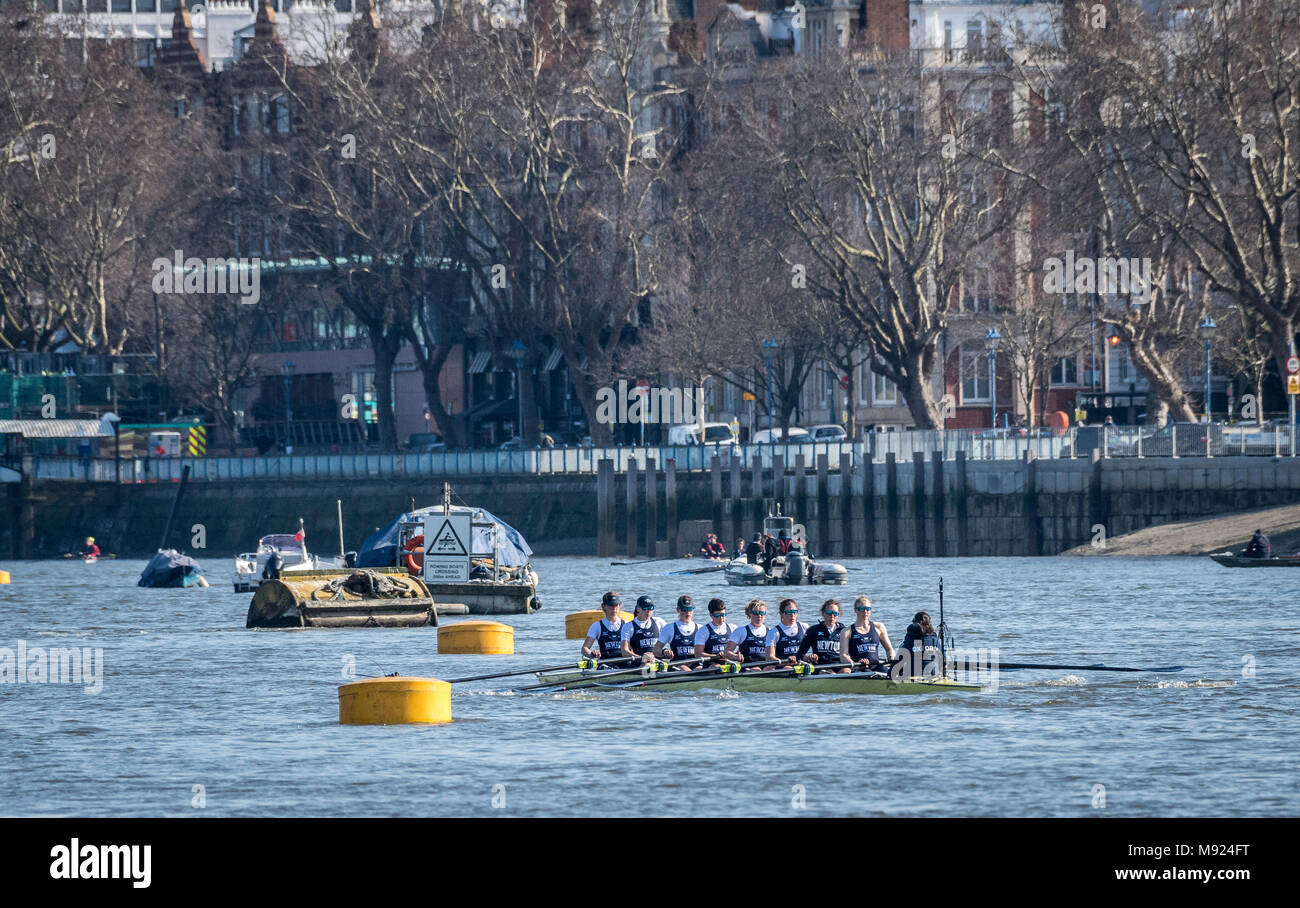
[
  {"left": 281, "top": 360, "right": 294, "bottom": 454},
  {"left": 1198, "top": 317, "right": 1216, "bottom": 424},
  {"left": 510, "top": 338, "right": 526, "bottom": 445},
  {"left": 984, "top": 328, "right": 1000, "bottom": 428},
  {"left": 761, "top": 339, "right": 779, "bottom": 435}
]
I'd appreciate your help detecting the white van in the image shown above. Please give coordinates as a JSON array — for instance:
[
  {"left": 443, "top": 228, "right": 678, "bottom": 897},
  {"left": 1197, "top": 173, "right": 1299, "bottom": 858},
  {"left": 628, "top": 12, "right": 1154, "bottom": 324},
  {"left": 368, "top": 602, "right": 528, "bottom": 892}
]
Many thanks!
[
  {"left": 148, "top": 431, "right": 182, "bottom": 457},
  {"left": 751, "top": 426, "right": 811, "bottom": 445},
  {"left": 808, "top": 424, "right": 848, "bottom": 442},
  {"left": 667, "top": 422, "right": 737, "bottom": 447}
]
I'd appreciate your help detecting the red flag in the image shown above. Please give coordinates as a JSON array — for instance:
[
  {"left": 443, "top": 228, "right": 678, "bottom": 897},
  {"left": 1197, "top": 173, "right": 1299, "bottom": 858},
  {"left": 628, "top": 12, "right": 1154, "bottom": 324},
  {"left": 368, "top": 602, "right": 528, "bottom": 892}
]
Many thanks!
[{"left": 294, "top": 529, "right": 305, "bottom": 542}]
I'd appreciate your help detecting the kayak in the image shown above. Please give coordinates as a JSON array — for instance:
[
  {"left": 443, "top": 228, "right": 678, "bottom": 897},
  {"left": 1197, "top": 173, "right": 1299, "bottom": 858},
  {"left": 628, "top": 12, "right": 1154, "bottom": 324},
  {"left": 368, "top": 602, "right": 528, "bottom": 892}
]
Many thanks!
[{"left": 1209, "top": 552, "right": 1300, "bottom": 567}]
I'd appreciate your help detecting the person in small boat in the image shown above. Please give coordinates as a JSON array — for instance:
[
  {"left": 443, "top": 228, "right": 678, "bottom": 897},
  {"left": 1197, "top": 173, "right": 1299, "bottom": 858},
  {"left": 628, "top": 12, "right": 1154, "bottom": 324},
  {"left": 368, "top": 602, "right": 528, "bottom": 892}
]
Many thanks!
[
  {"left": 765, "top": 599, "right": 808, "bottom": 666},
  {"left": 733, "top": 538, "right": 747, "bottom": 560},
  {"left": 656, "top": 596, "right": 700, "bottom": 670},
  {"left": 700, "top": 534, "right": 727, "bottom": 559},
  {"left": 841, "top": 596, "right": 895, "bottom": 671},
  {"left": 776, "top": 529, "right": 793, "bottom": 555},
  {"left": 262, "top": 549, "right": 285, "bottom": 580},
  {"left": 723, "top": 599, "right": 772, "bottom": 669},
  {"left": 898, "top": 611, "right": 942, "bottom": 676},
  {"left": 1243, "top": 529, "right": 1271, "bottom": 559},
  {"left": 621, "top": 595, "right": 665, "bottom": 666},
  {"left": 581, "top": 591, "right": 627, "bottom": 663},
  {"left": 745, "top": 533, "right": 764, "bottom": 566},
  {"left": 693, "top": 598, "right": 735, "bottom": 665},
  {"left": 78, "top": 537, "right": 100, "bottom": 559},
  {"left": 797, "top": 599, "right": 851, "bottom": 672}
]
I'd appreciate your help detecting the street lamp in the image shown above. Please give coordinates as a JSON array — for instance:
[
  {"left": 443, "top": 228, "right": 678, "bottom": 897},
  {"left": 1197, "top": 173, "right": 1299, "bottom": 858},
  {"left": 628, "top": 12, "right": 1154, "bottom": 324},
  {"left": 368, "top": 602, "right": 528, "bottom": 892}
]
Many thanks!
[
  {"left": 510, "top": 339, "right": 527, "bottom": 445},
  {"left": 281, "top": 360, "right": 295, "bottom": 453},
  {"left": 984, "top": 328, "right": 1001, "bottom": 428},
  {"left": 761, "top": 339, "right": 779, "bottom": 435},
  {"left": 1198, "top": 316, "right": 1217, "bottom": 423}
]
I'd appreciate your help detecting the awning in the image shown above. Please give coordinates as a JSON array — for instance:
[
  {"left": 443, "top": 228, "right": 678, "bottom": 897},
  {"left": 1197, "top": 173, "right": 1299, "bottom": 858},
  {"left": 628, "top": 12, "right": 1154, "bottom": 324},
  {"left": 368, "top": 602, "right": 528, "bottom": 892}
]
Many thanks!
[
  {"left": 0, "top": 419, "right": 112, "bottom": 438},
  {"left": 543, "top": 348, "right": 564, "bottom": 371},
  {"left": 467, "top": 352, "right": 493, "bottom": 374}
]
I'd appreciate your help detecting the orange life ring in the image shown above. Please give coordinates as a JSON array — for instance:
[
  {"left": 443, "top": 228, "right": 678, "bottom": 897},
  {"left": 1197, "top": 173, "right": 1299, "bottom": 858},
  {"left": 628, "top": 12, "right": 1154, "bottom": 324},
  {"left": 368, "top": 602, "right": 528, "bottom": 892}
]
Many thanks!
[{"left": 402, "top": 534, "right": 425, "bottom": 575}]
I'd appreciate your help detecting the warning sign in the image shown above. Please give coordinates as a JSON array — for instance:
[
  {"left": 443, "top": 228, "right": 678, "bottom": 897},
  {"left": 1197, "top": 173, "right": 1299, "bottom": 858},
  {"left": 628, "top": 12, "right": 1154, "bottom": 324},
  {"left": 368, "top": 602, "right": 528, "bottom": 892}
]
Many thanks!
[
  {"left": 1288, "top": 375, "right": 1300, "bottom": 395},
  {"left": 422, "top": 515, "right": 471, "bottom": 582}
]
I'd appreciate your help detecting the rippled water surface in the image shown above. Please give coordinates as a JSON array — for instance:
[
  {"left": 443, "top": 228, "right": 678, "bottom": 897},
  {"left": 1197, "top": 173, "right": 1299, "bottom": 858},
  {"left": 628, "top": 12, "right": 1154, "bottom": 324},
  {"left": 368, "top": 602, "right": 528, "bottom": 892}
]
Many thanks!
[{"left": 0, "top": 555, "right": 1295, "bottom": 816}]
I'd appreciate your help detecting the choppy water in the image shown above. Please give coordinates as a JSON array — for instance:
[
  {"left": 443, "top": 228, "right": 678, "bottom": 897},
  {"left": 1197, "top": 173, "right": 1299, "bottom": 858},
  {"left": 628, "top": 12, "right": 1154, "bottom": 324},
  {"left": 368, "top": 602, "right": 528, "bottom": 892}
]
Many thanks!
[{"left": 0, "top": 555, "right": 1294, "bottom": 817}]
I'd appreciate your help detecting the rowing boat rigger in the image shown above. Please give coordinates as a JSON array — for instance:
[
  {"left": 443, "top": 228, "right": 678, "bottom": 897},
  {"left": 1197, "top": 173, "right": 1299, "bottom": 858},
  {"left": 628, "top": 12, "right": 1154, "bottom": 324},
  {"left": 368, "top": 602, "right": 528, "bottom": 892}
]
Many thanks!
[{"left": 532, "top": 665, "right": 983, "bottom": 695}]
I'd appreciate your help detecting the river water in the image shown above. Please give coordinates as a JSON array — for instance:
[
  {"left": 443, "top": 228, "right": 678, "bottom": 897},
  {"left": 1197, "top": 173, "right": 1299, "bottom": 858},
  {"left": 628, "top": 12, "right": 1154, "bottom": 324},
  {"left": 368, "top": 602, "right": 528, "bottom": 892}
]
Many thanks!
[{"left": 0, "top": 554, "right": 1293, "bottom": 817}]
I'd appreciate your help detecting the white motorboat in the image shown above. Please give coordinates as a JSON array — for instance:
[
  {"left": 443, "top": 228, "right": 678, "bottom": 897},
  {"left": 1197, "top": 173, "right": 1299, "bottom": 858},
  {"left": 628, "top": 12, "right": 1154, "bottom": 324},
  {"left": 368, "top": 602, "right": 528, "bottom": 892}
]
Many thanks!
[
  {"left": 723, "top": 510, "right": 849, "bottom": 587},
  {"left": 232, "top": 527, "right": 346, "bottom": 593}
]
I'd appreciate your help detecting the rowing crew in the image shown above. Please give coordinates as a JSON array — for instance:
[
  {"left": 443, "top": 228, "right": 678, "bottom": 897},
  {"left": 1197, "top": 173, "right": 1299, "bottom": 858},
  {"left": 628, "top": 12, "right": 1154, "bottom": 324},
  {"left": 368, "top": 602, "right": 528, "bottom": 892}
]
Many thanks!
[{"left": 580, "top": 591, "right": 945, "bottom": 672}]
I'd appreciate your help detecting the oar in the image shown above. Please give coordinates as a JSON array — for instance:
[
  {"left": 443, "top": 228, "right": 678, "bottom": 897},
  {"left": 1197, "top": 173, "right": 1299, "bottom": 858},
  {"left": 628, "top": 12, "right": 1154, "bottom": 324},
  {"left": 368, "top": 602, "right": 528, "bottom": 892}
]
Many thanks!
[
  {"left": 666, "top": 564, "right": 728, "bottom": 576},
  {"left": 610, "top": 555, "right": 685, "bottom": 566},
  {"left": 446, "top": 655, "right": 639, "bottom": 684},
  {"left": 993, "top": 662, "right": 1184, "bottom": 673},
  {"left": 514, "top": 656, "right": 709, "bottom": 691}
]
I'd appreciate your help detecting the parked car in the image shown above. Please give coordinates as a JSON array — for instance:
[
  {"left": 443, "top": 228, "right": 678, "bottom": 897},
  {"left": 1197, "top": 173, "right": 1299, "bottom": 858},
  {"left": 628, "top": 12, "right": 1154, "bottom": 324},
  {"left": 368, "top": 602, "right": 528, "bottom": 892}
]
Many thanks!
[
  {"left": 405, "top": 432, "right": 446, "bottom": 453},
  {"left": 807, "top": 424, "right": 848, "bottom": 443},
  {"left": 751, "top": 426, "right": 812, "bottom": 445},
  {"left": 666, "top": 422, "right": 738, "bottom": 448}
]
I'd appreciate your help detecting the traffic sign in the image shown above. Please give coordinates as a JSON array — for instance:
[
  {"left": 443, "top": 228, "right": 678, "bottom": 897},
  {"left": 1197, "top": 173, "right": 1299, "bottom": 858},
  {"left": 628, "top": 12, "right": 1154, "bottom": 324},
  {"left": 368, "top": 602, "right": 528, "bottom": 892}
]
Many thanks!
[
  {"left": 422, "top": 514, "right": 472, "bottom": 583},
  {"left": 1288, "top": 375, "right": 1300, "bottom": 395},
  {"left": 1287, "top": 356, "right": 1299, "bottom": 375}
]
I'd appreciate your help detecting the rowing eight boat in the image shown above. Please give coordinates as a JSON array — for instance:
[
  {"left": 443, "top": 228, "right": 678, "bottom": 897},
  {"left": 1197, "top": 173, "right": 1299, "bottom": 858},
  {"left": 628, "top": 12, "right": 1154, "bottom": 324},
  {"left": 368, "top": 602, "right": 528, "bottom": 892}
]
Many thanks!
[{"left": 533, "top": 667, "right": 983, "bottom": 695}]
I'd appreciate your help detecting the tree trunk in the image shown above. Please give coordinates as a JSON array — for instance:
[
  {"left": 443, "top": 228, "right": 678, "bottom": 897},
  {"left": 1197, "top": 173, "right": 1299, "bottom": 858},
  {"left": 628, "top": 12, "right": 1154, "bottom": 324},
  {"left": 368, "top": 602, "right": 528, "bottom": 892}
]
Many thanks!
[
  {"left": 369, "top": 329, "right": 402, "bottom": 452},
  {"left": 1129, "top": 344, "right": 1197, "bottom": 424},
  {"left": 568, "top": 353, "right": 610, "bottom": 445},
  {"left": 418, "top": 344, "right": 463, "bottom": 448},
  {"left": 518, "top": 357, "right": 540, "bottom": 446},
  {"left": 899, "top": 349, "right": 941, "bottom": 429}
]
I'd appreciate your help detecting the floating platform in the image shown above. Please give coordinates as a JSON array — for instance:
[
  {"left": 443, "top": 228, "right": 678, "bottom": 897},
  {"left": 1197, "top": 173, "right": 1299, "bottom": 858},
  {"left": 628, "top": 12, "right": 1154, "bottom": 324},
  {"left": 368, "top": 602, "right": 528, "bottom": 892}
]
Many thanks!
[{"left": 246, "top": 568, "right": 438, "bottom": 628}]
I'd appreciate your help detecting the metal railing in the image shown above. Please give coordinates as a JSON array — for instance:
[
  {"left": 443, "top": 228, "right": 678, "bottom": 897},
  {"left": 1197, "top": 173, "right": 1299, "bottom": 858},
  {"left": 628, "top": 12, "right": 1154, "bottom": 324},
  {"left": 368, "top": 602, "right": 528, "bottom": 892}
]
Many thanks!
[{"left": 21, "top": 424, "right": 1297, "bottom": 481}]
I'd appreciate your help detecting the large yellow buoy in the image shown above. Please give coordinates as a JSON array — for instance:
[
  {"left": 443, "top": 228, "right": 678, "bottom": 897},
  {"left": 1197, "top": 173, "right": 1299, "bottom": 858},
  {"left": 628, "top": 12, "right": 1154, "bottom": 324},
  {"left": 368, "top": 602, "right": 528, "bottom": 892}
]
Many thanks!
[
  {"left": 438, "top": 620, "right": 515, "bottom": 654},
  {"left": 0, "top": 570, "right": 9, "bottom": 584},
  {"left": 566, "top": 609, "right": 633, "bottom": 639},
  {"left": 338, "top": 676, "right": 451, "bottom": 725}
]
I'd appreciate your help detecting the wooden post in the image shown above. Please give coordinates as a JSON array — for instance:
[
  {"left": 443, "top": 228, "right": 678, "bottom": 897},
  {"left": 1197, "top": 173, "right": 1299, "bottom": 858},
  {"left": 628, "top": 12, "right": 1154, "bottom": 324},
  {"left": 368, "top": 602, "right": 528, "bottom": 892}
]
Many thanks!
[
  {"left": 863, "top": 458, "right": 877, "bottom": 558},
  {"left": 597, "top": 458, "right": 615, "bottom": 557},
  {"left": 1089, "top": 449, "right": 1106, "bottom": 547},
  {"left": 932, "top": 452, "right": 946, "bottom": 557},
  {"left": 751, "top": 453, "right": 764, "bottom": 529},
  {"left": 839, "top": 456, "right": 852, "bottom": 559},
  {"left": 666, "top": 458, "right": 678, "bottom": 558},
  {"left": 625, "top": 458, "right": 638, "bottom": 559},
  {"left": 730, "top": 453, "right": 743, "bottom": 550},
  {"left": 886, "top": 453, "right": 900, "bottom": 558},
  {"left": 912, "top": 452, "right": 927, "bottom": 557},
  {"left": 645, "top": 456, "right": 658, "bottom": 558},
  {"left": 956, "top": 451, "right": 970, "bottom": 557},
  {"left": 816, "top": 453, "right": 830, "bottom": 557},
  {"left": 1024, "top": 450, "right": 1041, "bottom": 557},
  {"left": 711, "top": 454, "right": 724, "bottom": 541},
  {"left": 772, "top": 453, "right": 785, "bottom": 511},
  {"left": 794, "top": 453, "right": 807, "bottom": 533}
]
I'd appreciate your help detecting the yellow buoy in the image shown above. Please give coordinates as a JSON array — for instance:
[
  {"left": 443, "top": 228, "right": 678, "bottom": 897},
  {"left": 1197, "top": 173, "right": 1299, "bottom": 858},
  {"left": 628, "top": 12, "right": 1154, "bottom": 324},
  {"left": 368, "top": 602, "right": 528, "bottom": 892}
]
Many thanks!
[
  {"left": 338, "top": 676, "right": 451, "bottom": 725},
  {"left": 0, "top": 570, "right": 9, "bottom": 584},
  {"left": 566, "top": 609, "right": 632, "bottom": 639},
  {"left": 438, "top": 620, "right": 514, "bottom": 655}
]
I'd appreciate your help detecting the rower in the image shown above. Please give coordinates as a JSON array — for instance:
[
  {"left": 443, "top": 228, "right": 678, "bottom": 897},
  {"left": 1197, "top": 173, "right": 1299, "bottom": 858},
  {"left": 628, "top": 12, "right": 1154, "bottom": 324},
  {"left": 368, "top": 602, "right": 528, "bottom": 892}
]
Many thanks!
[
  {"left": 79, "top": 537, "right": 100, "bottom": 559},
  {"left": 765, "top": 598, "right": 808, "bottom": 666},
  {"left": 656, "top": 596, "right": 700, "bottom": 670},
  {"left": 700, "top": 534, "right": 726, "bottom": 559},
  {"left": 621, "top": 595, "right": 665, "bottom": 665},
  {"left": 796, "top": 599, "right": 851, "bottom": 673},
  {"left": 693, "top": 598, "right": 735, "bottom": 665},
  {"left": 723, "top": 599, "right": 771, "bottom": 669},
  {"left": 898, "top": 610, "right": 942, "bottom": 677},
  {"left": 580, "top": 591, "right": 627, "bottom": 664},
  {"left": 841, "top": 596, "right": 895, "bottom": 672}
]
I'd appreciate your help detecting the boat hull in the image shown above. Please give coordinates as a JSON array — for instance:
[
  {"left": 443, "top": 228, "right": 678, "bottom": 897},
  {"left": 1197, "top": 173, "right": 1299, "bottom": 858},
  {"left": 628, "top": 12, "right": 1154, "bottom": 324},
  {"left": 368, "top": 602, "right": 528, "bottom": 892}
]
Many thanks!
[
  {"left": 534, "top": 668, "right": 981, "bottom": 695},
  {"left": 1210, "top": 553, "right": 1300, "bottom": 568}
]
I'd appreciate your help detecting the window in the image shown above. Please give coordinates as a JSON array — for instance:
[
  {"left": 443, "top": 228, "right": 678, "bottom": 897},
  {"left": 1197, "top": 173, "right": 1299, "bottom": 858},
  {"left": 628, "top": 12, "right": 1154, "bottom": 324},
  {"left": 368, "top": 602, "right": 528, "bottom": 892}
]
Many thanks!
[
  {"left": 961, "top": 345, "right": 991, "bottom": 403},
  {"left": 112, "top": 0, "right": 131, "bottom": 9},
  {"left": 872, "top": 370, "right": 898, "bottom": 406},
  {"left": 1050, "top": 356, "right": 1079, "bottom": 386},
  {"left": 943, "top": 21, "right": 953, "bottom": 60},
  {"left": 274, "top": 95, "right": 290, "bottom": 134},
  {"left": 964, "top": 268, "right": 993, "bottom": 312},
  {"left": 136, "top": 39, "right": 156, "bottom": 67},
  {"left": 966, "top": 20, "right": 983, "bottom": 59}
]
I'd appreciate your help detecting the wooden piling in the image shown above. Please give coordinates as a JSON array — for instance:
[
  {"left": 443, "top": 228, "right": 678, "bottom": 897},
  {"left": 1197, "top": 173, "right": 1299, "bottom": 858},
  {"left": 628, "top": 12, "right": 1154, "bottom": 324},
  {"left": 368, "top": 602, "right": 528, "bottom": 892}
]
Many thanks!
[
  {"left": 751, "top": 454, "right": 764, "bottom": 529},
  {"left": 645, "top": 456, "right": 658, "bottom": 558},
  {"left": 794, "top": 454, "right": 807, "bottom": 535},
  {"left": 625, "top": 458, "right": 638, "bottom": 559},
  {"left": 711, "top": 455, "right": 723, "bottom": 541},
  {"left": 597, "top": 458, "right": 615, "bottom": 557},
  {"left": 666, "top": 459, "right": 678, "bottom": 558},
  {"left": 913, "top": 452, "right": 927, "bottom": 557},
  {"left": 1024, "top": 450, "right": 1042, "bottom": 557},
  {"left": 864, "top": 457, "right": 877, "bottom": 558},
  {"left": 816, "top": 453, "right": 830, "bottom": 557},
  {"left": 886, "top": 453, "right": 899, "bottom": 558},
  {"left": 955, "top": 451, "right": 970, "bottom": 557},
  {"left": 839, "top": 455, "right": 852, "bottom": 559},
  {"left": 730, "top": 453, "right": 743, "bottom": 550},
  {"left": 932, "top": 452, "right": 946, "bottom": 557}
]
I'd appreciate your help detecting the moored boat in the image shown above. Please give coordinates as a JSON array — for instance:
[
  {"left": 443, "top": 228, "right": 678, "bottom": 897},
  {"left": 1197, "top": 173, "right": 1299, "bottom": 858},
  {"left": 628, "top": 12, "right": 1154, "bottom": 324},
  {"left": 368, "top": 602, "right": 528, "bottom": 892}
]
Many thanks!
[
  {"left": 232, "top": 526, "right": 347, "bottom": 593},
  {"left": 534, "top": 666, "right": 980, "bottom": 695},
  {"left": 1209, "top": 551, "right": 1300, "bottom": 567}
]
